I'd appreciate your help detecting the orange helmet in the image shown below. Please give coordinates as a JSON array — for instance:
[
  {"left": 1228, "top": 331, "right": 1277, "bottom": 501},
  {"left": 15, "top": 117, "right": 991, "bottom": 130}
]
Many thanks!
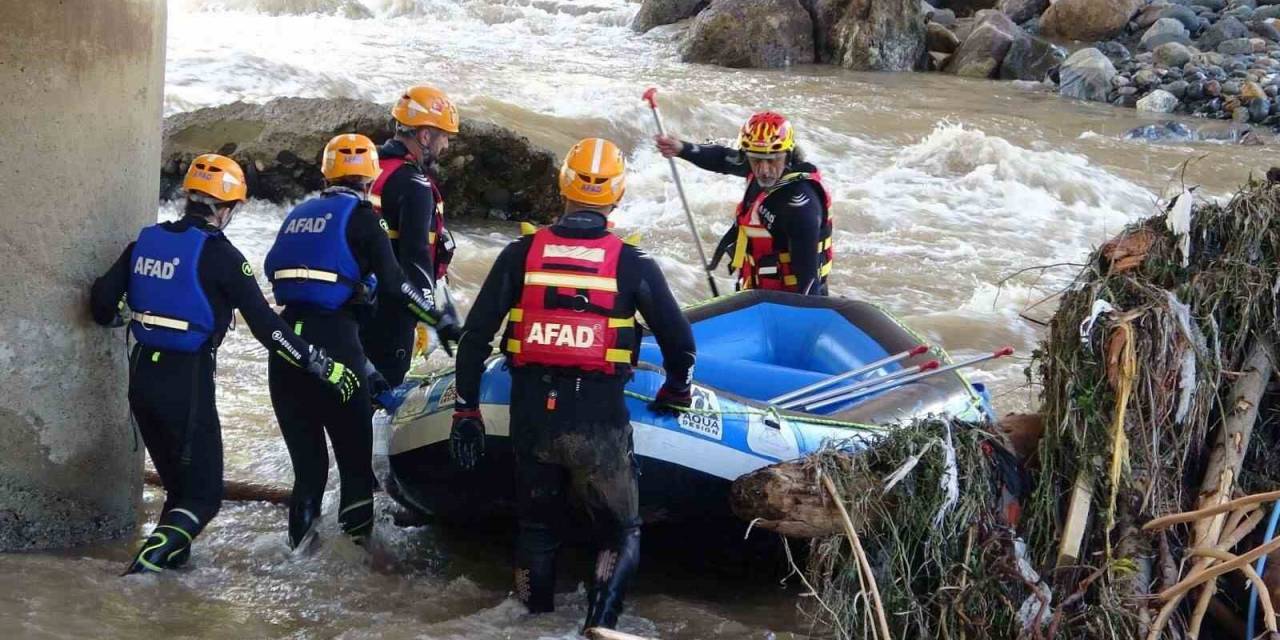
[
  {"left": 739, "top": 111, "right": 795, "bottom": 155},
  {"left": 559, "top": 138, "right": 626, "bottom": 208},
  {"left": 183, "top": 154, "right": 247, "bottom": 202},
  {"left": 391, "top": 85, "right": 460, "bottom": 134},
  {"left": 322, "top": 133, "right": 380, "bottom": 183}
]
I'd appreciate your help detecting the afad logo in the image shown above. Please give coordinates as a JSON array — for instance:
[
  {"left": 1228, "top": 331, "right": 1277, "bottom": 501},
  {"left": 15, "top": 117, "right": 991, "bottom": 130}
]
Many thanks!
[
  {"left": 284, "top": 213, "right": 332, "bottom": 234},
  {"left": 133, "top": 256, "right": 179, "bottom": 280},
  {"left": 526, "top": 322, "right": 598, "bottom": 348}
]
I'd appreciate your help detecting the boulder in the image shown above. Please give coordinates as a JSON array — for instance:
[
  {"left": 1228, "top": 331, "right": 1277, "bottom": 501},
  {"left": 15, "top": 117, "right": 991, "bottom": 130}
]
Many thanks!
[
  {"left": 810, "top": 0, "right": 928, "bottom": 70},
  {"left": 1059, "top": 47, "right": 1117, "bottom": 101},
  {"left": 1000, "top": 33, "right": 1067, "bottom": 80},
  {"left": 1155, "top": 41, "right": 1194, "bottom": 66},
  {"left": 1041, "top": 0, "right": 1141, "bottom": 41},
  {"left": 928, "top": 7, "right": 959, "bottom": 24},
  {"left": 1141, "top": 18, "right": 1192, "bottom": 49},
  {"left": 1136, "top": 3, "right": 1172, "bottom": 30},
  {"left": 1097, "top": 40, "right": 1133, "bottom": 61},
  {"left": 1137, "top": 88, "right": 1181, "bottom": 111},
  {"left": 632, "top": 0, "right": 709, "bottom": 32},
  {"left": 947, "top": 10, "right": 1020, "bottom": 77},
  {"left": 1257, "top": 5, "right": 1280, "bottom": 18},
  {"left": 1191, "top": 0, "right": 1227, "bottom": 9},
  {"left": 1200, "top": 15, "right": 1253, "bottom": 48},
  {"left": 997, "top": 0, "right": 1048, "bottom": 24},
  {"left": 681, "top": 0, "right": 815, "bottom": 68},
  {"left": 1219, "top": 36, "right": 1256, "bottom": 52},
  {"left": 927, "top": 22, "right": 962, "bottom": 52},
  {"left": 1157, "top": 4, "right": 1203, "bottom": 31},
  {"left": 160, "top": 98, "right": 561, "bottom": 222},
  {"left": 1253, "top": 20, "right": 1280, "bottom": 40}
]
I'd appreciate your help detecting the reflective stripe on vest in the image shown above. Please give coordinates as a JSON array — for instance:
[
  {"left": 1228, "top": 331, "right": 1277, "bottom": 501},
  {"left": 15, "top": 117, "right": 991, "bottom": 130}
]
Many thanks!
[
  {"left": 264, "top": 192, "right": 362, "bottom": 311},
  {"left": 731, "top": 169, "right": 834, "bottom": 292},
  {"left": 127, "top": 225, "right": 216, "bottom": 352},
  {"left": 502, "top": 227, "right": 636, "bottom": 373},
  {"left": 371, "top": 155, "right": 452, "bottom": 280}
]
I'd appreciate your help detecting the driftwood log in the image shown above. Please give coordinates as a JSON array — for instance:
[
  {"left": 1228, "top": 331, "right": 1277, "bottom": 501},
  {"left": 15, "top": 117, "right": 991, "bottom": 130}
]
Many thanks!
[
  {"left": 730, "top": 414, "right": 1043, "bottom": 538},
  {"left": 144, "top": 469, "right": 291, "bottom": 505}
]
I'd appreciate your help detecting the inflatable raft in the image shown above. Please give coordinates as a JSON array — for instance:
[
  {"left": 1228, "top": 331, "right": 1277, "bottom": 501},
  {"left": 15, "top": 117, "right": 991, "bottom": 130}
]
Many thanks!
[{"left": 374, "top": 291, "right": 994, "bottom": 524}]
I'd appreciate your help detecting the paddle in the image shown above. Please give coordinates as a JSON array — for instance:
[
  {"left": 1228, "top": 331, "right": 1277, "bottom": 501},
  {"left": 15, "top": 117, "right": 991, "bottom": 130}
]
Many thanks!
[
  {"left": 642, "top": 87, "right": 720, "bottom": 298},
  {"left": 768, "top": 344, "right": 929, "bottom": 406},
  {"left": 781, "top": 359, "right": 941, "bottom": 410},
  {"left": 803, "top": 346, "right": 1015, "bottom": 412}
]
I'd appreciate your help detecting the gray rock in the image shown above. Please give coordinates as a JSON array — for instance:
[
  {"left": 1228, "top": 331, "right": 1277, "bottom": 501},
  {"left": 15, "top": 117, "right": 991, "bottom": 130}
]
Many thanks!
[
  {"left": 1041, "top": 0, "right": 1141, "bottom": 41},
  {"left": 1158, "top": 4, "right": 1204, "bottom": 30},
  {"left": 682, "top": 0, "right": 816, "bottom": 68},
  {"left": 1234, "top": 105, "right": 1251, "bottom": 120},
  {"left": 632, "top": 0, "right": 709, "bottom": 32},
  {"left": 1136, "top": 3, "right": 1172, "bottom": 30},
  {"left": 1253, "top": 20, "right": 1280, "bottom": 40},
  {"left": 1164, "top": 79, "right": 1192, "bottom": 96},
  {"left": 1000, "top": 33, "right": 1066, "bottom": 79},
  {"left": 930, "top": 7, "right": 959, "bottom": 24},
  {"left": 1113, "top": 74, "right": 1133, "bottom": 86},
  {"left": 948, "top": 10, "right": 1020, "bottom": 77},
  {"left": 161, "top": 97, "right": 560, "bottom": 219},
  {"left": 1199, "top": 16, "right": 1252, "bottom": 48},
  {"left": 1256, "top": 5, "right": 1280, "bottom": 18},
  {"left": 1187, "top": 80, "right": 1208, "bottom": 98},
  {"left": 1097, "top": 40, "right": 1133, "bottom": 61},
  {"left": 1224, "top": 78, "right": 1245, "bottom": 92},
  {"left": 1206, "top": 78, "right": 1223, "bottom": 94},
  {"left": 1191, "top": 0, "right": 1227, "bottom": 9},
  {"left": 1138, "top": 88, "right": 1181, "bottom": 111},
  {"left": 997, "top": 0, "right": 1048, "bottom": 23},
  {"left": 1135, "top": 67, "right": 1163, "bottom": 87},
  {"left": 1117, "top": 86, "right": 1140, "bottom": 96},
  {"left": 936, "top": 0, "right": 1000, "bottom": 16},
  {"left": 1058, "top": 47, "right": 1117, "bottom": 101},
  {"left": 1124, "top": 121, "right": 1196, "bottom": 141},
  {"left": 1154, "top": 41, "right": 1194, "bottom": 66},
  {"left": 928, "top": 22, "right": 962, "bottom": 53},
  {"left": 1142, "top": 18, "right": 1192, "bottom": 49},
  {"left": 810, "top": 0, "right": 927, "bottom": 70},
  {"left": 1219, "top": 36, "right": 1256, "bottom": 53},
  {"left": 1249, "top": 96, "right": 1273, "bottom": 118},
  {"left": 1234, "top": 0, "right": 1259, "bottom": 9},
  {"left": 1227, "top": 6, "right": 1257, "bottom": 18}
]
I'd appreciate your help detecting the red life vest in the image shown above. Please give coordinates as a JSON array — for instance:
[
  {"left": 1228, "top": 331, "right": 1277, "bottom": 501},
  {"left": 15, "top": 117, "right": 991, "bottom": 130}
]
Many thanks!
[
  {"left": 370, "top": 156, "right": 454, "bottom": 281},
  {"left": 502, "top": 227, "right": 637, "bottom": 374},
  {"left": 731, "top": 170, "right": 834, "bottom": 292}
]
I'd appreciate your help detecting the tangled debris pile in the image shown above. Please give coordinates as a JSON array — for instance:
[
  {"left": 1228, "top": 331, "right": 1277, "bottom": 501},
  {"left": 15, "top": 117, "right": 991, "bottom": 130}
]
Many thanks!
[{"left": 735, "top": 176, "right": 1280, "bottom": 638}]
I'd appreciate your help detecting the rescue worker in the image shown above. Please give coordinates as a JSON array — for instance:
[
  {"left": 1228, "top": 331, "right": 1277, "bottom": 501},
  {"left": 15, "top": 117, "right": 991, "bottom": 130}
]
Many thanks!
[
  {"left": 264, "top": 134, "right": 445, "bottom": 550},
  {"left": 89, "top": 154, "right": 360, "bottom": 575},
  {"left": 450, "top": 138, "right": 697, "bottom": 631},
  {"left": 361, "top": 84, "right": 463, "bottom": 386},
  {"left": 655, "top": 111, "right": 834, "bottom": 295}
]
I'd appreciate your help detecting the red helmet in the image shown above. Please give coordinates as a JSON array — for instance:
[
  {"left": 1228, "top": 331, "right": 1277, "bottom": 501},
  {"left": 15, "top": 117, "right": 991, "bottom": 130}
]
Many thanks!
[{"left": 739, "top": 112, "right": 795, "bottom": 154}]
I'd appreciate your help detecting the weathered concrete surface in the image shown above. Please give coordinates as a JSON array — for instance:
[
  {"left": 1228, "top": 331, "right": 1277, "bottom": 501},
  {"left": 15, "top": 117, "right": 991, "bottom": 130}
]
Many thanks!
[{"left": 0, "top": 0, "right": 165, "bottom": 550}]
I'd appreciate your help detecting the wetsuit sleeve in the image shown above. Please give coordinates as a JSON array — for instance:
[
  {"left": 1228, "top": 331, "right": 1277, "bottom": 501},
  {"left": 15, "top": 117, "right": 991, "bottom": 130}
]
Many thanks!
[
  {"left": 397, "top": 173, "right": 438, "bottom": 293},
  {"left": 90, "top": 243, "right": 134, "bottom": 326},
  {"left": 775, "top": 183, "right": 824, "bottom": 295},
  {"left": 676, "top": 142, "right": 751, "bottom": 178},
  {"left": 350, "top": 207, "right": 438, "bottom": 324},
  {"left": 631, "top": 250, "right": 696, "bottom": 390},
  {"left": 210, "top": 241, "right": 314, "bottom": 367},
  {"left": 454, "top": 239, "right": 528, "bottom": 410}
]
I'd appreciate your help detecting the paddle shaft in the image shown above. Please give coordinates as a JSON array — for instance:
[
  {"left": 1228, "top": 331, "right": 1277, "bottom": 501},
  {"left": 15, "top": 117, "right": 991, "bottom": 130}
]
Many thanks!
[
  {"left": 643, "top": 89, "right": 720, "bottom": 297},
  {"left": 768, "top": 344, "right": 928, "bottom": 406},
  {"left": 805, "top": 347, "right": 1014, "bottom": 411},
  {"left": 781, "top": 359, "right": 939, "bottom": 410}
]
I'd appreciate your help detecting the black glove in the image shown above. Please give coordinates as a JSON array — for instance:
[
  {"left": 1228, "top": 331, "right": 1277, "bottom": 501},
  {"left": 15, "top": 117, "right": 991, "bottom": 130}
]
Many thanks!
[
  {"left": 368, "top": 369, "right": 391, "bottom": 409},
  {"left": 709, "top": 225, "right": 738, "bottom": 275},
  {"left": 306, "top": 347, "right": 360, "bottom": 404},
  {"left": 433, "top": 315, "right": 462, "bottom": 358},
  {"left": 450, "top": 409, "right": 486, "bottom": 470},
  {"left": 649, "top": 384, "right": 693, "bottom": 416}
]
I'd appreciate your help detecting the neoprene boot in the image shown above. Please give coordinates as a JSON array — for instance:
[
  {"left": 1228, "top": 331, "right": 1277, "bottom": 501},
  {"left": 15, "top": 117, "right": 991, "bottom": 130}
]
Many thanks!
[
  {"left": 583, "top": 525, "right": 641, "bottom": 631},
  {"left": 288, "top": 495, "right": 323, "bottom": 551},
  {"left": 122, "top": 525, "right": 193, "bottom": 575},
  {"left": 515, "top": 521, "right": 559, "bottom": 613}
]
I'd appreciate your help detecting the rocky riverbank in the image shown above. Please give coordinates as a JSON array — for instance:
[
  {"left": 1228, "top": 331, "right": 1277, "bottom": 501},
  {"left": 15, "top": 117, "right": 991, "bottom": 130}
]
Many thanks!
[
  {"left": 161, "top": 97, "right": 561, "bottom": 222},
  {"left": 635, "top": 0, "right": 1280, "bottom": 126}
]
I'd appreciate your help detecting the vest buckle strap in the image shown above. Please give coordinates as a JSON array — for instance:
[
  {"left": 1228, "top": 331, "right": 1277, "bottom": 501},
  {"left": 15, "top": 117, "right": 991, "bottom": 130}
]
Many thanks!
[
  {"left": 136, "top": 312, "right": 191, "bottom": 332},
  {"left": 273, "top": 268, "right": 340, "bottom": 283}
]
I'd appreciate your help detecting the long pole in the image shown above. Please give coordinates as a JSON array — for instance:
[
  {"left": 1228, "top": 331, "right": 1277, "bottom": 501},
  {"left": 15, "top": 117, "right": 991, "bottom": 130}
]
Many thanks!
[
  {"left": 642, "top": 87, "right": 720, "bottom": 297},
  {"left": 768, "top": 344, "right": 929, "bottom": 406},
  {"left": 781, "top": 359, "right": 940, "bottom": 410},
  {"left": 804, "top": 346, "right": 1014, "bottom": 412}
]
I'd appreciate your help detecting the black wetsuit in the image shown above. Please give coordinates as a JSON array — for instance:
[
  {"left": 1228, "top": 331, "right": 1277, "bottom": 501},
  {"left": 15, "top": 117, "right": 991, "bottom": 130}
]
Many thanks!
[
  {"left": 678, "top": 142, "right": 829, "bottom": 295},
  {"left": 90, "top": 215, "right": 315, "bottom": 566},
  {"left": 267, "top": 187, "right": 438, "bottom": 546},
  {"left": 454, "top": 210, "right": 696, "bottom": 627},
  {"left": 360, "top": 140, "right": 444, "bottom": 385}
]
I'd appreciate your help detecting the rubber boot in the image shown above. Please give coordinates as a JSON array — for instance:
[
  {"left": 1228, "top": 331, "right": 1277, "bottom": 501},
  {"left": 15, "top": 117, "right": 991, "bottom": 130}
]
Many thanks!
[
  {"left": 514, "top": 521, "right": 559, "bottom": 614},
  {"left": 583, "top": 526, "right": 641, "bottom": 632},
  {"left": 339, "top": 498, "right": 375, "bottom": 548},
  {"left": 288, "top": 495, "right": 323, "bottom": 552},
  {"left": 122, "top": 524, "right": 193, "bottom": 576}
]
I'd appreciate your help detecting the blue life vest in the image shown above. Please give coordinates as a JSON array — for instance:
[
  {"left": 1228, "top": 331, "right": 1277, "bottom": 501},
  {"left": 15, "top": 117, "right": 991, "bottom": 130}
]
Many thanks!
[
  {"left": 265, "top": 192, "right": 363, "bottom": 311},
  {"left": 127, "top": 225, "right": 216, "bottom": 352}
]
